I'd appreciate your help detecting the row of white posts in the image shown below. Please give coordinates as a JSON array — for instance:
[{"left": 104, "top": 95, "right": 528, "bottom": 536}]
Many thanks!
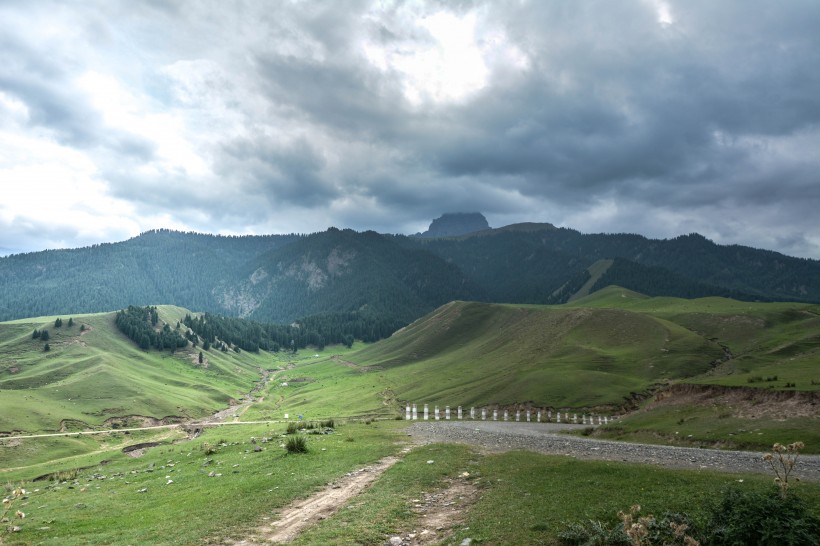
[{"left": 405, "top": 404, "right": 610, "bottom": 425}]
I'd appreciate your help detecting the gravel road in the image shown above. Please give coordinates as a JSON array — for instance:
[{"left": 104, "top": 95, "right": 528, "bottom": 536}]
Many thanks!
[{"left": 407, "top": 421, "right": 820, "bottom": 481}]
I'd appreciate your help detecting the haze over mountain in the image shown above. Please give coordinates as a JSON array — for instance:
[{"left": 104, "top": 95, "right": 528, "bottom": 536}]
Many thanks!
[{"left": 2, "top": 217, "right": 819, "bottom": 329}]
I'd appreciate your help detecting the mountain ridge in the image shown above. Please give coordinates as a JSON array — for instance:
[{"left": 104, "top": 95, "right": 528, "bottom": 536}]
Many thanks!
[{"left": 2, "top": 220, "right": 819, "bottom": 328}]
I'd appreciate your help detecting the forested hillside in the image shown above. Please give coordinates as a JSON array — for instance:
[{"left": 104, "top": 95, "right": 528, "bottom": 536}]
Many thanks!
[
  {"left": 221, "top": 227, "right": 482, "bottom": 323},
  {"left": 0, "top": 230, "right": 297, "bottom": 321},
  {"left": 416, "top": 224, "right": 820, "bottom": 303},
  {"left": 2, "top": 222, "right": 820, "bottom": 339}
]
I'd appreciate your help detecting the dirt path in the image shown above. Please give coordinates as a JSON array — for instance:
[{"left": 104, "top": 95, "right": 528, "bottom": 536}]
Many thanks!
[
  {"left": 387, "top": 472, "right": 478, "bottom": 546},
  {"left": 221, "top": 456, "right": 403, "bottom": 545},
  {"left": 194, "top": 369, "right": 275, "bottom": 425}
]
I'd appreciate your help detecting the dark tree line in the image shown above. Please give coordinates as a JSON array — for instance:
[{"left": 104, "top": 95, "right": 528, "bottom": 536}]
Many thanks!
[
  {"left": 182, "top": 310, "right": 403, "bottom": 354},
  {"left": 115, "top": 305, "right": 188, "bottom": 351}
]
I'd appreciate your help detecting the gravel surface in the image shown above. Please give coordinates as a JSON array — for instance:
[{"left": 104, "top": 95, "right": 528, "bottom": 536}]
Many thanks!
[{"left": 407, "top": 421, "right": 820, "bottom": 481}]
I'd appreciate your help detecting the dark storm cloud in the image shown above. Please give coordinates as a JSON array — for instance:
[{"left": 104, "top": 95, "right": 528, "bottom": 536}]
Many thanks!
[
  {"left": 1, "top": 1, "right": 819, "bottom": 258},
  {"left": 348, "top": 0, "right": 816, "bottom": 244},
  {"left": 218, "top": 135, "right": 337, "bottom": 208}
]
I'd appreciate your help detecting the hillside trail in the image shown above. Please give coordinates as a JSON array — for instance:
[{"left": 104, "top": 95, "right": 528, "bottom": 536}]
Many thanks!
[
  {"left": 220, "top": 455, "right": 403, "bottom": 545},
  {"left": 214, "top": 442, "right": 478, "bottom": 546},
  {"left": 193, "top": 368, "right": 276, "bottom": 425}
]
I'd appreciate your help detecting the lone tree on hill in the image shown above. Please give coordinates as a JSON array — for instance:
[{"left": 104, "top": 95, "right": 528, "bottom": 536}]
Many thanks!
[
  {"left": 67, "top": 317, "right": 74, "bottom": 327},
  {"left": 54, "top": 317, "right": 62, "bottom": 328},
  {"left": 198, "top": 351, "right": 204, "bottom": 364},
  {"left": 40, "top": 330, "right": 50, "bottom": 341},
  {"left": 44, "top": 343, "right": 50, "bottom": 352}
]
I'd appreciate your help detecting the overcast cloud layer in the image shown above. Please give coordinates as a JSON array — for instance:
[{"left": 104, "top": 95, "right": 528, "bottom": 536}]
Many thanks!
[{"left": 1, "top": 1, "right": 819, "bottom": 258}]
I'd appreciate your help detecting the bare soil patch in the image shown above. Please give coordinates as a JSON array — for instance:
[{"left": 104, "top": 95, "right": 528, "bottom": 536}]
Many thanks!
[
  {"left": 219, "top": 456, "right": 402, "bottom": 545},
  {"left": 387, "top": 472, "right": 478, "bottom": 546},
  {"left": 650, "top": 383, "right": 820, "bottom": 419}
]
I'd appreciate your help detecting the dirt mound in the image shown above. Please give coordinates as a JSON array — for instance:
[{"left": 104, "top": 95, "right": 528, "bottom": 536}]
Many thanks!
[{"left": 650, "top": 384, "right": 819, "bottom": 419}]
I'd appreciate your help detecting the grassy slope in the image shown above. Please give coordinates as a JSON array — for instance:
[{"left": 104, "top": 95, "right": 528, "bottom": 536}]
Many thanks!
[
  {"left": 0, "top": 306, "right": 265, "bottom": 434},
  {"left": 253, "top": 289, "right": 819, "bottom": 425},
  {"left": 568, "top": 286, "right": 820, "bottom": 389}
]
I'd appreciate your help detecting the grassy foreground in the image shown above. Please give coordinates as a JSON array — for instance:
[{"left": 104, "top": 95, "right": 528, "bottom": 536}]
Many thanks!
[{"left": 4, "top": 420, "right": 819, "bottom": 545}]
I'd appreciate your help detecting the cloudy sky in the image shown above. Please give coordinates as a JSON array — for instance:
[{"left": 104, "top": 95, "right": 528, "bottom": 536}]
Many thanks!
[{"left": 2, "top": 1, "right": 819, "bottom": 258}]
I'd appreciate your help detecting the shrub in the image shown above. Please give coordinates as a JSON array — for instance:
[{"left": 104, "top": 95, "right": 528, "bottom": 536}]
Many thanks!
[
  {"left": 320, "top": 419, "right": 335, "bottom": 429},
  {"left": 704, "top": 487, "right": 820, "bottom": 545},
  {"left": 286, "top": 422, "right": 300, "bottom": 434},
  {"left": 285, "top": 435, "right": 308, "bottom": 454},
  {"left": 764, "top": 441, "right": 804, "bottom": 497}
]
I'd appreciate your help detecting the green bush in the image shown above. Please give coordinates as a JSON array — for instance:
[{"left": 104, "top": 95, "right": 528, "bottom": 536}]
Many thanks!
[
  {"left": 286, "top": 422, "right": 300, "bottom": 434},
  {"left": 705, "top": 487, "right": 820, "bottom": 545},
  {"left": 285, "top": 435, "right": 308, "bottom": 454}
]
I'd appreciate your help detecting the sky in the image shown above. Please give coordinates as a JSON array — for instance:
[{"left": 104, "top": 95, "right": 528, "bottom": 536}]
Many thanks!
[{"left": 1, "top": 1, "right": 819, "bottom": 259}]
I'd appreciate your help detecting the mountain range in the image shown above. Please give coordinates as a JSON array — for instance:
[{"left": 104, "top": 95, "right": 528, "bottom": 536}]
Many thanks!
[{"left": 2, "top": 215, "right": 819, "bottom": 329}]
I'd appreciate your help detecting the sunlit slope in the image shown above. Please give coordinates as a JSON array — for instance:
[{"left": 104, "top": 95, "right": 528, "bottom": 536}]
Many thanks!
[
  {"left": 265, "top": 299, "right": 720, "bottom": 414},
  {"left": 0, "top": 306, "right": 264, "bottom": 433},
  {"left": 568, "top": 286, "right": 820, "bottom": 388},
  {"left": 264, "top": 290, "right": 820, "bottom": 417}
]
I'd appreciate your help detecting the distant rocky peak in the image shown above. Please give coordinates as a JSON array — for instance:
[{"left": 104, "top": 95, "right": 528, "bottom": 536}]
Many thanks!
[{"left": 418, "top": 212, "right": 490, "bottom": 238}]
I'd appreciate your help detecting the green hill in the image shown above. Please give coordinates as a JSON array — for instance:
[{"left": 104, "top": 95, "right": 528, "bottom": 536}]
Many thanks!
[
  {"left": 0, "top": 306, "right": 267, "bottom": 434},
  {"left": 244, "top": 289, "right": 819, "bottom": 423}
]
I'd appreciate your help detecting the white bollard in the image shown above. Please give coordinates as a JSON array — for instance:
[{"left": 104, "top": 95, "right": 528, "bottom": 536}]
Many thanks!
[
  {"left": 406, "top": 405, "right": 411, "bottom": 420},
  {"left": 424, "top": 404, "right": 429, "bottom": 420},
  {"left": 526, "top": 410, "right": 531, "bottom": 422},
  {"left": 548, "top": 410, "right": 552, "bottom": 421},
  {"left": 537, "top": 410, "right": 541, "bottom": 422},
  {"left": 503, "top": 410, "right": 508, "bottom": 421},
  {"left": 458, "top": 406, "right": 463, "bottom": 420},
  {"left": 445, "top": 406, "right": 451, "bottom": 420},
  {"left": 481, "top": 408, "right": 487, "bottom": 420},
  {"left": 434, "top": 405, "right": 439, "bottom": 420},
  {"left": 573, "top": 413, "right": 578, "bottom": 424},
  {"left": 412, "top": 404, "right": 418, "bottom": 420},
  {"left": 516, "top": 410, "right": 520, "bottom": 422},
  {"left": 493, "top": 409, "right": 498, "bottom": 421},
  {"left": 557, "top": 412, "right": 561, "bottom": 423}
]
